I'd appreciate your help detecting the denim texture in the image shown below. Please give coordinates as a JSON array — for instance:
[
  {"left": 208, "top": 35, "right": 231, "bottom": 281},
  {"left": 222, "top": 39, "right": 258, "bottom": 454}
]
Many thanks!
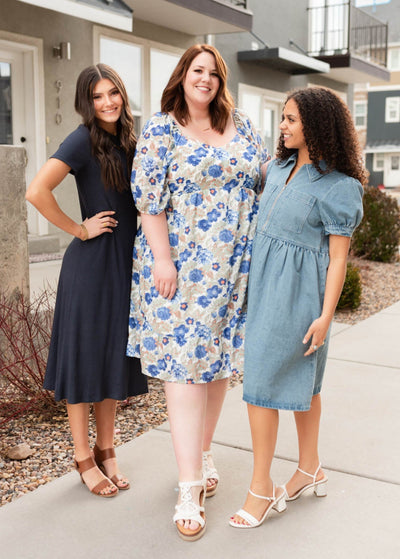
[{"left": 243, "top": 155, "right": 363, "bottom": 411}]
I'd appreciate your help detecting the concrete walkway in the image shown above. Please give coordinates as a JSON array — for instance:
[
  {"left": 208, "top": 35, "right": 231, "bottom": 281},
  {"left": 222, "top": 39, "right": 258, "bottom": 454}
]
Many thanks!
[{"left": 0, "top": 261, "right": 399, "bottom": 558}]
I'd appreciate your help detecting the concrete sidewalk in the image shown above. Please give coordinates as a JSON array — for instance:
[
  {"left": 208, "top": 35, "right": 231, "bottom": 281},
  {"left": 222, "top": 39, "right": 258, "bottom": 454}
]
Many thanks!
[{"left": 0, "top": 261, "right": 399, "bottom": 558}]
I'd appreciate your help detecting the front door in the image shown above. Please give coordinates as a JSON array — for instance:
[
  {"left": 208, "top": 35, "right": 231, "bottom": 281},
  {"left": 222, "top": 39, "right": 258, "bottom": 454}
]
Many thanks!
[{"left": 0, "top": 40, "right": 46, "bottom": 235}]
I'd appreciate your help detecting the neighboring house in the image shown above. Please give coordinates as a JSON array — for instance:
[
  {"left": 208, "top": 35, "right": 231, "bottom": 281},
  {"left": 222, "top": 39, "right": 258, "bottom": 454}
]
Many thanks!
[
  {"left": 0, "top": 0, "right": 390, "bottom": 252},
  {"left": 353, "top": 0, "right": 400, "bottom": 187}
]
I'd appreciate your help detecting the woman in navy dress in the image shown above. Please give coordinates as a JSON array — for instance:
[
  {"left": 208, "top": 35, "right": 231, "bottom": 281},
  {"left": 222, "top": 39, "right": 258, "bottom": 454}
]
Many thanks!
[
  {"left": 26, "top": 64, "right": 147, "bottom": 498},
  {"left": 230, "top": 87, "right": 365, "bottom": 528}
]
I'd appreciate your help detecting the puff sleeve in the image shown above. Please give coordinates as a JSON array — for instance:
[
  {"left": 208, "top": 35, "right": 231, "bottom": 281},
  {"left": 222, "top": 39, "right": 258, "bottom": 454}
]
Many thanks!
[
  {"left": 319, "top": 176, "right": 364, "bottom": 237},
  {"left": 131, "top": 113, "right": 173, "bottom": 215}
]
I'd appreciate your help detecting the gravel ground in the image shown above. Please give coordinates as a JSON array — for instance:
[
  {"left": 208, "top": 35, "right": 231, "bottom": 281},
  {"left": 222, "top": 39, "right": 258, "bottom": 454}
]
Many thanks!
[{"left": 1, "top": 257, "right": 399, "bottom": 507}]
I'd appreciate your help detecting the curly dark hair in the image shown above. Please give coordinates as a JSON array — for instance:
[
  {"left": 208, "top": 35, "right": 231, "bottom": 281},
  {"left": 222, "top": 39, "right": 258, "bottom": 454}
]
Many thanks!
[
  {"left": 276, "top": 87, "right": 368, "bottom": 186},
  {"left": 75, "top": 64, "right": 136, "bottom": 192}
]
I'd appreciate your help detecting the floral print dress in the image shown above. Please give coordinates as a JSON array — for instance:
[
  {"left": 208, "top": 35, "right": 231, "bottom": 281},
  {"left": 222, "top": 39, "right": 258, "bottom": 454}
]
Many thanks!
[{"left": 127, "top": 110, "right": 268, "bottom": 383}]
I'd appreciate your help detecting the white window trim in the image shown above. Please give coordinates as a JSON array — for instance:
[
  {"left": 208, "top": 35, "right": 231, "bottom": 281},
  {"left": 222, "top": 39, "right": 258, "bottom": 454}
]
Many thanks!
[
  {"left": 385, "top": 96, "right": 400, "bottom": 123},
  {"left": 93, "top": 26, "right": 184, "bottom": 122},
  {"left": 373, "top": 153, "right": 385, "bottom": 173},
  {"left": 354, "top": 100, "right": 367, "bottom": 129},
  {"left": 388, "top": 47, "right": 400, "bottom": 72}
]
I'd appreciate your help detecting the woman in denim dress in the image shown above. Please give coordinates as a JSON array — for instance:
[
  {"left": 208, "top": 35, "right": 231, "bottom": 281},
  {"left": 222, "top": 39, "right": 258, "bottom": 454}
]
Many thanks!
[{"left": 230, "top": 87, "right": 366, "bottom": 528}]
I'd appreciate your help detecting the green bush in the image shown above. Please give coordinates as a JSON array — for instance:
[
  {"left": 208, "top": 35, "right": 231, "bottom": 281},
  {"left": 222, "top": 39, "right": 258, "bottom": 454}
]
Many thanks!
[
  {"left": 337, "top": 262, "right": 362, "bottom": 310},
  {"left": 352, "top": 186, "right": 400, "bottom": 263}
]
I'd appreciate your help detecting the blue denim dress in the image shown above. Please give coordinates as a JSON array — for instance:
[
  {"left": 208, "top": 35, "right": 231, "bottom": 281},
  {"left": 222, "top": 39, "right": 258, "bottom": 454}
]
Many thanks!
[{"left": 243, "top": 155, "right": 363, "bottom": 411}]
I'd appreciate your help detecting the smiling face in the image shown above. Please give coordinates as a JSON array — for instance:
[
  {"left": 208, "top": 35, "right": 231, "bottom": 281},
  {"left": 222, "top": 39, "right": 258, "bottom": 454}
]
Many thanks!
[
  {"left": 182, "top": 51, "right": 220, "bottom": 109},
  {"left": 279, "top": 98, "right": 307, "bottom": 153},
  {"left": 92, "top": 78, "right": 123, "bottom": 134}
]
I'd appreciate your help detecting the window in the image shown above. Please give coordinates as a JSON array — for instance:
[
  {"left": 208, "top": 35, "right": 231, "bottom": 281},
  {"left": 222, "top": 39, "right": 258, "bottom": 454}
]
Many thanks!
[
  {"left": 150, "top": 49, "right": 180, "bottom": 115},
  {"left": 391, "top": 155, "right": 399, "bottom": 171},
  {"left": 354, "top": 101, "right": 367, "bottom": 128},
  {"left": 385, "top": 97, "right": 400, "bottom": 123},
  {"left": 239, "top": 84, "right": 284, "bottom": 156},
  {"left": 0, "top": 62, "right": 12, "bottom": 144},
  {"left": 308, "top": 0, "right": 349, "bottom": 55},
  {"left": 373, "top": 153, "right": 385, "bottom": 172},
  {"left": 388, "top": 48, "right": 400, "bottom": 71},
  {"left": 100, "top": 37, "right": 143, "bottom": 131},
  {"left": 96, "top": 29, "right": 183, "bottom": 131}
]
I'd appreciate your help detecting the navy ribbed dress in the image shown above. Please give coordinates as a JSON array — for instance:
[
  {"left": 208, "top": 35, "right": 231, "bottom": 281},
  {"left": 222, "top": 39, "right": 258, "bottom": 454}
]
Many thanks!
[{"left": 43, "top": 125, "right": 147, "bottom": 403}]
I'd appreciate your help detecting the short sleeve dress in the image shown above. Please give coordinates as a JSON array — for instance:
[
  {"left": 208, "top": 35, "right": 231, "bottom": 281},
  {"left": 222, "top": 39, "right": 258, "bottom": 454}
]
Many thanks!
[
  {"left": 43, "top": 125, "right": 147, "bottom": 403},
  {"left": 127, "top": 110, "right": 269, "bottom": 383},
  {"left": 243, "top": 155, "right": 363, "bottom": 411}
]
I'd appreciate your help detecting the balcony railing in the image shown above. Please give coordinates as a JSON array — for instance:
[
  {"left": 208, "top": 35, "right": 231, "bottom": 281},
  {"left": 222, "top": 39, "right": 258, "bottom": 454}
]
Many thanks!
[{"left": 308, "top": 1, "right": 388, "bottom": 67}]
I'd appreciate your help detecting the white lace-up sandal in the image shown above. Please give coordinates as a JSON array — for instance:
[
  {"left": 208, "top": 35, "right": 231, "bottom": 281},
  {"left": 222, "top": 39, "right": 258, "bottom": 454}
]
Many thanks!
[
  {"left": 282, "top": 463, "right": 328, "bottom": 501},
  {"left": 202, "top": 450, "right": 220, "bottom": 498},
  {"left": 229, "top": 485, "right": 287, "bottom": 529},
  {"left": 173, "top": 479, "right": 206, "bottom": 541}
]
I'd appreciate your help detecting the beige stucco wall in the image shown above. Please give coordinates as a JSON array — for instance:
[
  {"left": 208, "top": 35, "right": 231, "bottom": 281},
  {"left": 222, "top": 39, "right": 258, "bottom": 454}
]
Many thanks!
[{"left": 0, "top": 145, "right": 29, "bottom": 299}]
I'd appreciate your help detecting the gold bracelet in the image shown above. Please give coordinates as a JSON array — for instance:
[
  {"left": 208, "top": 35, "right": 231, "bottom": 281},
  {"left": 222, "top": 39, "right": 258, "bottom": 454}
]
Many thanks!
[{"left": 80, "top": 223, "right": 89, "bottom": 241}]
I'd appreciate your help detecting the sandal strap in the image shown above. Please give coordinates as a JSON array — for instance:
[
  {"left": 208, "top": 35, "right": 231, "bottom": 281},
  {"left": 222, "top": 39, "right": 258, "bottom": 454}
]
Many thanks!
[
  {"left": 249, "top": 485, "right": 275, "bottom": 502},
  {"left": 91, "top": 477, "right": 116, "bottom": 495},
  {"left": 173, "top": 480, "right": 206, "bottom": 527},
  {"left": 202, "top": 451, "right": 220, "bottom": 481},
  {"left": 94, "top": 445, "right": 116, "bottom": 462},
  {"left": 75, "top": 456, "right": 97, "bottom": 475},
  {"left": 232, "top": 508, "right": 259, "bottom": 527},
  {"left": 297, "top": 463, "right": 321, "bottom": 482}
]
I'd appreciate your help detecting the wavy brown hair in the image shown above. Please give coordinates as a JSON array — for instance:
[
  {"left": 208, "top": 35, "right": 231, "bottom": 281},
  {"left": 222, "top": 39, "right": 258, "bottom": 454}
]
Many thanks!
[
  {"left": 276, "top": 87, "right": 368, "bottom": 186},
  {"left": 161, "top": 44, "right": 234, "bottom": 134},
  {"left": 74, "top": 63, "right": 136, "bottom": 192}
]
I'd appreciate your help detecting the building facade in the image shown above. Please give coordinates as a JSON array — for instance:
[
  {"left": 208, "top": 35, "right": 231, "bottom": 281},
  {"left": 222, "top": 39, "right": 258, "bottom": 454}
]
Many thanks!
[
  {"left": 0, "top": 0, "right": 390, "bottom": 252},
  {"left": 353, "top": 0, "right": 400, "bottom": 188}
]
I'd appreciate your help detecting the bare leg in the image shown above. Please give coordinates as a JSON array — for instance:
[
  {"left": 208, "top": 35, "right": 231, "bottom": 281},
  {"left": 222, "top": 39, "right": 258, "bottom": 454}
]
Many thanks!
[
  {"left": 165, "top": 381, "right": 207, "bottom": 531},
  {"left": 93, "top": 399, "right": 128, "bottom": 488},
  {"left": 231, "top": 404, "right": 281, "bottom": 526},
  {"left": 285, "top": 394, "right": 326, "bottom": 497},
  {"left": 203, "top": 378, "right": 229, "bottom": 489},
  {"left": 67, "top": 402, "right": 115, "bottom": 495}
]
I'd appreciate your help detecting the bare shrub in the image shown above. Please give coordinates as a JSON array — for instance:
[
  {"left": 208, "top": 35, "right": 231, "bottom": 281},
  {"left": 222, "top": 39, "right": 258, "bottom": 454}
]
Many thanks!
[{"left": 0, "top": 290, "right": 60, "bottom": 425}]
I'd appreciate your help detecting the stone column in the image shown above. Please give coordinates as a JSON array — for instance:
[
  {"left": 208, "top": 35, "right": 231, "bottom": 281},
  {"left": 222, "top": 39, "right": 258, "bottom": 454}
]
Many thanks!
[{"left": 0, "top": 145, "right": 29, "bottom": 300}]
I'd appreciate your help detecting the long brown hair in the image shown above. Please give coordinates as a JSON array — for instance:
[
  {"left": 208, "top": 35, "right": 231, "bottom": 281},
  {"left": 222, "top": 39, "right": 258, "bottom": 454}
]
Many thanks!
[
  {"left": 276, "top": 87, "right": 368, "bottom": 186},
  {"left": 161, "top": 44, "right": 234, "bottom": 134},
  {"left": 74, "top": 63, "right": 136, "bottom": 192}
]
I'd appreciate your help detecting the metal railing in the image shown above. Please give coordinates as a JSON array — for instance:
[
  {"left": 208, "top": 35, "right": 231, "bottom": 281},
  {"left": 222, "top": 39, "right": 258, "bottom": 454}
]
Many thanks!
[{"left": 308, "top": 1, "right": 388, "bottom": 67}]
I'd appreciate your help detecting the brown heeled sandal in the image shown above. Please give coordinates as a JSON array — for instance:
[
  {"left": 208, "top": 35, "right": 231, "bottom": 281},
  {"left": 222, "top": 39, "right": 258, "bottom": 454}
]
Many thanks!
[
  {"left": 93, "top": 444, "right": 130, "bottom": 491},
  {"left": 75, "top": 456, "right": 118, "bottom": 498}
]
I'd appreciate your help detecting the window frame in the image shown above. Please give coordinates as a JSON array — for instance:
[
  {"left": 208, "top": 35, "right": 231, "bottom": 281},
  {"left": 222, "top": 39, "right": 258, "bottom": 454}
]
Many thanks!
[
  {"left": 238, "top": 83, "right": 285, "bottom": 158},
  {"left": 354, "top": 100, "right": 367, "bottom": 128},
  {"left": 373, "top": 153, "right": 385, "bottom": 172},
  {"left": 93, "top": 26, "right": 184, "bottom": 124},
  {"left": 385, "top": 96, "right": 400, "bottom": 123}
]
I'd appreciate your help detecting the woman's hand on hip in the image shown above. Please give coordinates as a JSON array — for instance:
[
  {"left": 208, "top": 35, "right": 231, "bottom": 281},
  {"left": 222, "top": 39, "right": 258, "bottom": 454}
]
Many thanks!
[
  {"left": 82, "top": 211, "right": 118, "bottom": 239},
  {"left": 303, "top": 315, "right": 330, "bottom": 356},
  {"left": 153, "top": 258, "right": 177, "bottom": 300}
]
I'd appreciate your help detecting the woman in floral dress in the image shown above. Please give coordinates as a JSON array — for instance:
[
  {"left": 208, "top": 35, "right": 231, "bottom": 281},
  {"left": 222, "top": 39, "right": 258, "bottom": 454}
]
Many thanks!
[{"left": 127, "top": 44, "right": 268, "bottom": 540}]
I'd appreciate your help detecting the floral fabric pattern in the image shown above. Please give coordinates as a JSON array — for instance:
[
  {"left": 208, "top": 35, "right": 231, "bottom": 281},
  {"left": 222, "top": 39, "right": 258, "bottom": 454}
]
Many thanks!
[{"left": 127, "top": 110, "right": 269, "bottom": 383}]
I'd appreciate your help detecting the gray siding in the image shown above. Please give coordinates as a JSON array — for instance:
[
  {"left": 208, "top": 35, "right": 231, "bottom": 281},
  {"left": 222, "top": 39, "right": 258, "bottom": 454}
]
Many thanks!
[{"left": 367, "top": 90, "right": 400, "bottom": 144}]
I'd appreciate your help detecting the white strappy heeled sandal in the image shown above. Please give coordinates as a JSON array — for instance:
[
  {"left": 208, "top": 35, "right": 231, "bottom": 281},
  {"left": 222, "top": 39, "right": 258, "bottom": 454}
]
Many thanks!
[
  {"left": 202, "top": 450, "right": 220, "bottom": 498},
  {"left": 173, "top": 479, "right": 206, "bottom": 541},
  {"left": 282, "top": 463, "right": 328, "bottom": 501},
  {"left": 229, "top": 485, "right": 287, "bottom": 529}
]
